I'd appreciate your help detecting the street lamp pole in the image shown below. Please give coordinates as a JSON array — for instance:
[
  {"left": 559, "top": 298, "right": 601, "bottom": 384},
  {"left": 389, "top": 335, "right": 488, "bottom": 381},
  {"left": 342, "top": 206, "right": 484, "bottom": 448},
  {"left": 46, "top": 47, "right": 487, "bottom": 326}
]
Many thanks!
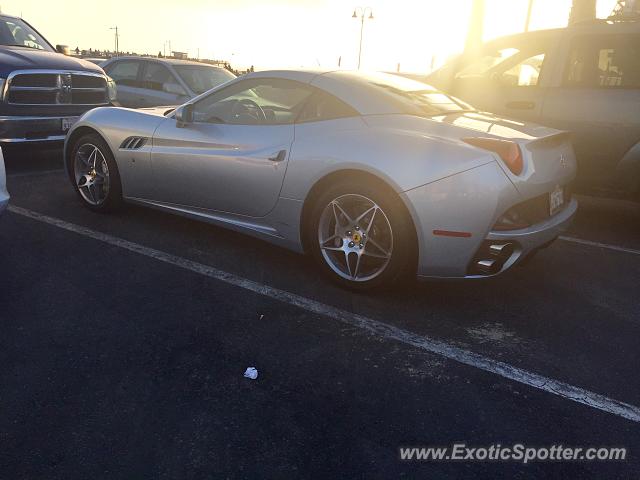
[
  {"left": 465, "top": 0, "right": 485, "bottom": 53},
  {"left": 352, "top": 7, "right": 374, "bottom": 70},
  {"left": 110, "top": 26, "right": 119, "bottom": 56},
  {"left": 524, "top": 0, "right": 535, "bottom": 32}
]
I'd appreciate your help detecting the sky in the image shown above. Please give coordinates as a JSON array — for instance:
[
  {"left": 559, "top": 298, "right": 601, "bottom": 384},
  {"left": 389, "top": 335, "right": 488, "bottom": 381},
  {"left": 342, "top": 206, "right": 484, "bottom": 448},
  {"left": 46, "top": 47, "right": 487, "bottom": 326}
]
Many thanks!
[{"left": 2, "top": 0, "right": 620, "bottom": 73}]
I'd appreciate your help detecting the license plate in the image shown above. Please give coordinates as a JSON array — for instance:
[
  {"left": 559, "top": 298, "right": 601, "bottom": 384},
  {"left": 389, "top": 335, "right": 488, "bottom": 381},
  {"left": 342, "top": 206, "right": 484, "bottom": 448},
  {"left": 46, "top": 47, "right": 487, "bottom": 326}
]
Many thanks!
[
  {"left": 61, "top": 117, "right": 78, "bottom": 132},
  {"left": 549, "top": 185, "right": 564, "bottom": 216}
]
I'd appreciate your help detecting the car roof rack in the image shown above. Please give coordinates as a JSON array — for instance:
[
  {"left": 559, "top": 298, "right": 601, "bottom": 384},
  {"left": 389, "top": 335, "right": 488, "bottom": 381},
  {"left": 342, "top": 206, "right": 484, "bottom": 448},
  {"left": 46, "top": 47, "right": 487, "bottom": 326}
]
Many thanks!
[
  {"left": 570, "top": 18, "right": 614, "bottom": 26},
  {"left": 570, "top": 17, "right": 640, "bottom": 27},
  {"left": 609, "top": 0, "right": 640, "bottom": 21},
  {"left": 608, "top": 15, "right": 640, "bottom": 22}
]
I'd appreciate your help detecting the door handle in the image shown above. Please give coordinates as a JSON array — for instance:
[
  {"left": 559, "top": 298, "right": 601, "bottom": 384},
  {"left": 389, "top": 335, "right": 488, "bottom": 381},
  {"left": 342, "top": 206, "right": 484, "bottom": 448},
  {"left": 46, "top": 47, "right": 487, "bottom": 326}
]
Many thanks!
[
  {"left": 506, "top": 101, "right": 536, "bottom": 110},
  {"left": 268, "top": 150, "right": 287, "bottom": 162}
]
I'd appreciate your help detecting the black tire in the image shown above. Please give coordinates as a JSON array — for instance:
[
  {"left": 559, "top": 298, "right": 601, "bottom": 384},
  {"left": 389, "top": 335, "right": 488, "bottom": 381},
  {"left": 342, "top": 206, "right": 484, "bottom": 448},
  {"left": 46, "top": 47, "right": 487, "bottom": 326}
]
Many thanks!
[
  {"left": 306, "top": 178, "right": 416, "bottom": 291},
  {"left": 68, "top": 133, "right": 122, "bottom": 213}
]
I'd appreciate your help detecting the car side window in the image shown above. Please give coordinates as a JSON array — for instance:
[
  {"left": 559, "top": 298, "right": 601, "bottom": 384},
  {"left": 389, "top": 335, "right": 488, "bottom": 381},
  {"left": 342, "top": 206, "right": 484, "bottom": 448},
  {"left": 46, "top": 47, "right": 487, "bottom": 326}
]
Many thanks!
[
  {"left": 498, "top": 53, "right": 546, "bottom": 87},
  {"left": 105, "top": 61, "right": 141, "bottom": 88},
  {"left": 565, "top": 35, "right": 640, "bottom": 88},
  {"left": 192, "top": 78, "right": 314, "bottom": 125},
  {"left": 142, "top": 62, "right": 177, "bottom": 92},
  {"left": 455, "top": 48, "right": 521, "bottom": 79},
  {"left": 296, "top": 90, "right": 359, "bottom": 123}
]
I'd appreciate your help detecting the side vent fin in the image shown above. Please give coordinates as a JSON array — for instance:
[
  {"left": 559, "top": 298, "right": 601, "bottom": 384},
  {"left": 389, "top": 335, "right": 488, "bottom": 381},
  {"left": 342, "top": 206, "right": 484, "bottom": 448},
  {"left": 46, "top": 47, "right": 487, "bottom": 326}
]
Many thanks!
[{"left": 120, "top": 136, "right": 148, "bottom": 150}]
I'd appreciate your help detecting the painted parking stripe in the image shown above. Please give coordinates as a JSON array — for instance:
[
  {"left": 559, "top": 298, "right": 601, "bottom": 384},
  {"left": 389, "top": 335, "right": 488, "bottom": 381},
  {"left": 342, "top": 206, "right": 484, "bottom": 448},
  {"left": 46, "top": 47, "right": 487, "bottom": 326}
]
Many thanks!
[
  {"left": 560, "top": 236, "right": 640, "bottom": 256},
  {"left": 8, "top": 204, "right": 640, "bottom": 424}
]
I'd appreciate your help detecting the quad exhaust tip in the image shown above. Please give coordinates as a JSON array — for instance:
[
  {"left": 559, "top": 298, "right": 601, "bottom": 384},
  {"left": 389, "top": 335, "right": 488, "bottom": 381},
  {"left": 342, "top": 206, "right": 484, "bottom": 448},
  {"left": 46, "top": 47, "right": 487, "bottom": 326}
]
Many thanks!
[
  {"left": 489, "top": 243, "right": 514, "bottom": 258},
  {"left": 476, "top": 259, "right": 497, "bottom": 274},
  {"left": 474, "top": 242, "right": 515, "bottom": 275}
]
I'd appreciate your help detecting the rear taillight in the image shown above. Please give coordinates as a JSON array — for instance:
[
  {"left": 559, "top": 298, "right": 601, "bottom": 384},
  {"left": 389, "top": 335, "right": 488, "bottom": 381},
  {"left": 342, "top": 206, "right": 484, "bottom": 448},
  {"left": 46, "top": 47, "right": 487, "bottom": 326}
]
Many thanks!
[{"left": 463, "top": 137, "right": 524, "bottom": 175}]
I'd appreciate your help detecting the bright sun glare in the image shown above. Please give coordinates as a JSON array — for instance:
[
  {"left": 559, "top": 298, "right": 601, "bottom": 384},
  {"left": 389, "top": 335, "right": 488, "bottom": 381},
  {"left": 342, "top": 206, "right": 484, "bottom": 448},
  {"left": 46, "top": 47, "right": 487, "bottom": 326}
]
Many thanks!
[{"left": 2, "top": 0, "right": 623, "bottom": 73}]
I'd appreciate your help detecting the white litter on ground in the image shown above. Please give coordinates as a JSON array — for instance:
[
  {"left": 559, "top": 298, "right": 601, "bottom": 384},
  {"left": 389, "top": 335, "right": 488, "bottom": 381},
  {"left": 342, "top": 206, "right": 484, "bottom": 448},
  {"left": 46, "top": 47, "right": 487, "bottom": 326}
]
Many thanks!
[{"left": 244, "top": 367, "right": 259, "bottom": 380}]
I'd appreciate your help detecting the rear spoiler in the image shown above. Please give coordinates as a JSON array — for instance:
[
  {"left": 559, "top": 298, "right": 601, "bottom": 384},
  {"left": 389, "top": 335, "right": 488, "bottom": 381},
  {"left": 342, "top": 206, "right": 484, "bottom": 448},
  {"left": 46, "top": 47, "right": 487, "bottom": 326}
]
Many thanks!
[{"left": 524, "top": 132, "right": 574, "bottom": 151}]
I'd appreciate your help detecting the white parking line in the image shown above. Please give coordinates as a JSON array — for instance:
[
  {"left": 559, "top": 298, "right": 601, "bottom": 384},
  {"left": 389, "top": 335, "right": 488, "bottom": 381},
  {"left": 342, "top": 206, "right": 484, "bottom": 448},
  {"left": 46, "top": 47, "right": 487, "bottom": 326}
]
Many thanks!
[
  {"left": 8, "top": 204, "right": 640, "bottom": 424},
  {"left": 560, "top": 236, "right": 640, "bottom": 256}
]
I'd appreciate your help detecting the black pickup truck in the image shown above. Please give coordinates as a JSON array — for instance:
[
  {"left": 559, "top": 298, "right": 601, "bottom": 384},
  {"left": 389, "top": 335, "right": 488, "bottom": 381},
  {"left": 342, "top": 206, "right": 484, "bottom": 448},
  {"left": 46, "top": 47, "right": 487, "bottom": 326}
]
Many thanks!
[{"left": 0, "top": 14, "right": 115, "bottom": 147}]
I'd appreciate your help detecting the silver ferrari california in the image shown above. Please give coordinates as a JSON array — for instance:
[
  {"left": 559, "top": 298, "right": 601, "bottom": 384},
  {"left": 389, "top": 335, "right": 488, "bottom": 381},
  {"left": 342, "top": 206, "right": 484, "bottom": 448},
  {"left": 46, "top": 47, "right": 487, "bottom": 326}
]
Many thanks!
[{"left": 64, "top": 70, "right": 577, "bottom": 289}]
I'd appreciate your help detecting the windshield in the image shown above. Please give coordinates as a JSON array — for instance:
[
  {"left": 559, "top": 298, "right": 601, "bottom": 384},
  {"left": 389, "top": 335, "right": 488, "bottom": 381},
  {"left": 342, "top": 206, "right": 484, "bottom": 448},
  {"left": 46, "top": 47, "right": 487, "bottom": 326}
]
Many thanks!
[
  {"left": 0, "top": 17, "right": 52, "bottom": 51},
  {"left": 361, "top": 72, "right": 474, "bottom": 116},
  {"left": 174, "top": 65, "right": 236, "bottom": 95}
]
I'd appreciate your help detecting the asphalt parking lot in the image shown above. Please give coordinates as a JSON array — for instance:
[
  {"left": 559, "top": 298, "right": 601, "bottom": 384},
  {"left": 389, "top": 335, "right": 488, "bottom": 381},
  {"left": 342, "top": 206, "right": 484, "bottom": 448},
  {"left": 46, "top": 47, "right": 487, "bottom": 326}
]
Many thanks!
[{"left": 1, "top": 148, "right": 639, "bottom": 479}]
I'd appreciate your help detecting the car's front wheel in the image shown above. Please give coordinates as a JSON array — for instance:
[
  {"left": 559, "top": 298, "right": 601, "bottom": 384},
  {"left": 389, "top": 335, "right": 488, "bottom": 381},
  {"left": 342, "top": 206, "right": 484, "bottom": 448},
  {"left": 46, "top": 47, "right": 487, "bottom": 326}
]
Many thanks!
[
  {"left": 70, "top": 133, "right": 122, "bottom": 212},
  {"left": 308, "top": 179, "right": 415, "bottom": 290}
]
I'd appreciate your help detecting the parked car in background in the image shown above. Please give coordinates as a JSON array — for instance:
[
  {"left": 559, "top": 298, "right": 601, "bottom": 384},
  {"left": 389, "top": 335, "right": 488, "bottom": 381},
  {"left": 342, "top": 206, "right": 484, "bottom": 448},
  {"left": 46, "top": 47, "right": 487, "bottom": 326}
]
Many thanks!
[
  {"left": 0, "top": 147, "right": 8, "bottom": 214},
  {"left": 64, "top": 70, "right": 576, "bottom": 290},
  {"left": 82, "top": 58, "right": 107, "bottom": 66},
  {"left": 0, "top": 14, "right": 115, "bottom": 148},
  {"left": 102, "top": 57, "right": 236, "bottom": 108},
  {"left": 428, "top": 19, "right": 640, "bottom": 197}
]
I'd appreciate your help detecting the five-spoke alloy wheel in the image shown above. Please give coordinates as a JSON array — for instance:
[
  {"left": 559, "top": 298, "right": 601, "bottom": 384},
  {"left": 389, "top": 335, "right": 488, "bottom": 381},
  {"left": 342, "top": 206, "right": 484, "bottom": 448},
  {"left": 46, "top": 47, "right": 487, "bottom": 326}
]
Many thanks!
[
  {"left": 74, "top": 143, "right": 110, "bottom": 206},
  {"left": 318, "top": 194, "right": 393, "bottom": 283},
  {"left": 69, "top": 133, "right": 122, "bottom": 212},
  {"left": 308, "top": 179, "right": 415, "bottom": 290}
]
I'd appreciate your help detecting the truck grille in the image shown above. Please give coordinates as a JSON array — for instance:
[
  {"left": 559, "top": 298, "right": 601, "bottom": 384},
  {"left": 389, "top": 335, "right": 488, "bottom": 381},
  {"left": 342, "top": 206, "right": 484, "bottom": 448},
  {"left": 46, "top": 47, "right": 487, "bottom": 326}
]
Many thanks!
[{"left": 5, "top": 71, "right": 108, "bottom": 106}]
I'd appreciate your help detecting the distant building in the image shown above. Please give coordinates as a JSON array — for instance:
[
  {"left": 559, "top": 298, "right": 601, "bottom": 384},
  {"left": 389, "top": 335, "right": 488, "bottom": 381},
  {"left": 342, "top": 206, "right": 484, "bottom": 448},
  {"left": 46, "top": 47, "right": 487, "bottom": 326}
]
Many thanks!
[{"left": 172, "top": 51, "right": 188, "bottom": 60}]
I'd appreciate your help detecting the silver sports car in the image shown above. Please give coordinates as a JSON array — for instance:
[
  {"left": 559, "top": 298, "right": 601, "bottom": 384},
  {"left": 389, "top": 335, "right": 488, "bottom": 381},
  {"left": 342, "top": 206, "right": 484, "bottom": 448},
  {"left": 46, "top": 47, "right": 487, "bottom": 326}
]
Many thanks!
[{"left": 64, "top": 70, "right": 577, "bottom": 289}]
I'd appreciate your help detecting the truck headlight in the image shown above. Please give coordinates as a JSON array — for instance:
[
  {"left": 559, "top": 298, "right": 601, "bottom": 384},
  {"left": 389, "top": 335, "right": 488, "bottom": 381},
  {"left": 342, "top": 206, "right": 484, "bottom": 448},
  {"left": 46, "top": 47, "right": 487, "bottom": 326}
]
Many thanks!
[{"left": 106, "top": 76, "right": 117, "bottom": 103}]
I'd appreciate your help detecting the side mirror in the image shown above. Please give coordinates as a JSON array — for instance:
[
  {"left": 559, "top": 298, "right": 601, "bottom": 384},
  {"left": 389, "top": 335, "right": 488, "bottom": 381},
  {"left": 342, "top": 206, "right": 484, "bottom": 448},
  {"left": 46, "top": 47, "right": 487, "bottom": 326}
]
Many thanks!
[
  {"left": 175, "top": 104, "right": 194, "bottom": 128},
  {"left": 163, "top": 82, "right": 187, "bottom": 96},
  {"left": 56, "top": 44, "right": 70, "bottom": 55}
]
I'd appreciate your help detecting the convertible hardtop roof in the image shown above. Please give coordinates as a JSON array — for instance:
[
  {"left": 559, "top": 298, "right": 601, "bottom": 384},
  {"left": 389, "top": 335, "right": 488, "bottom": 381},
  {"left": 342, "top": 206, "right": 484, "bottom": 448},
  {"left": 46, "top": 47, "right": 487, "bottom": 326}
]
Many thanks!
[
  {"left": 242, "top": 69, "right": 445, "bottom": 116},
  {"left": 242, "top": 69, "right": 337, "bottom": 83}
]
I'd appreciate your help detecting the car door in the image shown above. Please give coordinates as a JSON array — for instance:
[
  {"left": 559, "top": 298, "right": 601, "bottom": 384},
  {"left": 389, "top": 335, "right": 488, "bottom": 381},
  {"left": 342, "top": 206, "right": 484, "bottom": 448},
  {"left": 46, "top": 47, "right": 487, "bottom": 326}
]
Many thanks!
[
  {"left": 449, "top": 39, "right": 555, "bottom": 122},
  {"left": 139, "top": 61, "right": 190, "bottom": 107},
  {"left": 104, "top": 60, "right": 145, "bottom": 108},
  {"left": 150, "top": 77, "right": 315, "bottom": 217},
  {"left": 541, "top": 33, "right": 640, "bottom": 189}
]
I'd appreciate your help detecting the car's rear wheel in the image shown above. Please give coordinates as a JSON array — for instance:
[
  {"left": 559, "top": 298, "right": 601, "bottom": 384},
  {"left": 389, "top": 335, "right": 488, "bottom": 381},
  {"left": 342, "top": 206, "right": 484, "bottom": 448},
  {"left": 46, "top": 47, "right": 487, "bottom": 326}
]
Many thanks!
[
  {"left": 308, "top": 179, "right": 415, "bottom": 290},
  {"left": 70, "top": 133, "right": 122, "bottom": 212}
]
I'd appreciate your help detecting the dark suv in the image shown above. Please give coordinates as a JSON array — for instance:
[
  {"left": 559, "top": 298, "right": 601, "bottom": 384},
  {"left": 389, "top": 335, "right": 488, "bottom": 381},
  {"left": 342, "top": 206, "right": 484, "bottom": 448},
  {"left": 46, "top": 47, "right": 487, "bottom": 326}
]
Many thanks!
[
  {"left": 0, "top": 14, "right": 115, "bottom": 147},
  {"left": 428, "top": 20, "right": 640, "bottom": 196}
]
